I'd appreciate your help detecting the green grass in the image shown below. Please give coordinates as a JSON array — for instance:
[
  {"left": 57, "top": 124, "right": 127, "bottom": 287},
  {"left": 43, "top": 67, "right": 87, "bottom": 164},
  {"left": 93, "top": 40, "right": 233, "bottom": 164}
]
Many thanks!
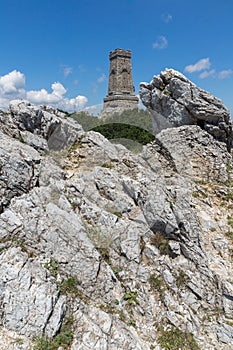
[
  {"left": 97, "top": 247, "right": 111, "bottom": 265},
  {"left": 192, "top": 192, "right": 199, "bottom": 198},
  {"left": 123, "top": 291, "right": 140, "bottom": 305},
  {"left": 149, "top": 274, "right": 166, "bottom": 300},
  {"left": 226, "top": 231, "right": 233, "bottom": 241},
  {"left": 34, "top": 317, "right": 74, "bottom": 350},
  {"left": 101, "top": 162, "right": 115, "bottom": 169},
  {"left": 150, "top": 232, "right": 170, "bottom": 255},
  {"left": 126, "top": 319, "right": 137, "bottom": 328},
  {"left": 227, "top": 215, "right": 233, "bottom": 228},
  {"left": 149, "top": 274, "right": 164, "bottom": 290},
  {"left": 58, "top": 276, "right": 79, "bottom": 295},
  {"left": 44, "top": 259, "right": 59, "bottom": 278},
  {"left": 18, "top": 133, "right": 25, "bottom": 143},
  {"left": 158, "top": 327, "right": 200, "bottom": 350},
  {"left": 176, "top": 270, "right": 188, "bottom": 288}
]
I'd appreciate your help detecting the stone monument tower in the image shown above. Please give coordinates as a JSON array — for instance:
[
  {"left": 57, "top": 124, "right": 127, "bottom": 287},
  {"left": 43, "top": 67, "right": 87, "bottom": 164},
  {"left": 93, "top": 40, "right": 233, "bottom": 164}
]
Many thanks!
[{"left": 102, "top": 48, "right": 139, "bottom": 115}]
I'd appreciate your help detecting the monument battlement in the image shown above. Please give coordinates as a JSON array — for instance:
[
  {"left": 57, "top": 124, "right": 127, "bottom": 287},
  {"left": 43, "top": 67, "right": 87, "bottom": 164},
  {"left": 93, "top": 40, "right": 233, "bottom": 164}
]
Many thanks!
[{"left": 109, "top": 48, "right": 132, "bottom": 60}]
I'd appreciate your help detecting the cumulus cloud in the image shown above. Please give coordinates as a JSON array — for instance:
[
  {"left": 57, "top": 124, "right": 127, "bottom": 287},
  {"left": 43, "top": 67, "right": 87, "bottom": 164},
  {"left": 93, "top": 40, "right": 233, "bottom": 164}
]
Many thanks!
[
  {"left": 161, "top": 14, "right": 172, "bottom": 23},
  {"left": 26, "top": 82, "right": 87, "bottom": 111},
  {"left": 27, "top": 82, "right": 67, "bottom": 104},
  {"left": 184, "top": 58, "right": 211, "bottom": 73},
  {"left": 97, "top": 73, "right": 106, "bottom": 83},
  {"left": 199, "top": 69, "right": 216, "bottom": 79},
  {"left": 0, "top": 70, "right": 26, "bottom": 109},
  {"left": 185, "top": 59, "right": 233, "bottom": 80},
  {"left": 57, "top": 95, "right": 88, "bottom": 111},
  {"left": 0, "top": 70, "right": 88, "bottom": 112},
  {"left": 0, "top": 70, "right": 25, "bottom": 95},
  {"left": 218, "top": 69, "right": 233, "bottom": 80},
  {"left": 152, "top": 36, "right": 168, "bottom": 50}
]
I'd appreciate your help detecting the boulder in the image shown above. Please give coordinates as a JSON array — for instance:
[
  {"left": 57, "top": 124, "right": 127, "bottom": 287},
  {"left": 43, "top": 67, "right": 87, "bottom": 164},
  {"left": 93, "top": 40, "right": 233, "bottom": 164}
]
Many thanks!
[{"left": 140, "top": 68, "right": 233, "bottom": 151}]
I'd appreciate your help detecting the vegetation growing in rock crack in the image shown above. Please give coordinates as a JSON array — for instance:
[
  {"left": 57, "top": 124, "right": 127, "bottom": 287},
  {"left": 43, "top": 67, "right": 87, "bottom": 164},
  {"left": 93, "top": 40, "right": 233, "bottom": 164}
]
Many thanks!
[
  {"left": 123, "top": 290, "right": 140, "bottom": 305},
  {"left": 58, "top": 276, "right": 80, "bottom": 296},
  {"left": 34, "top": 317, "right": 74, "bottom": 350},
  {"left": 44, "top": 259, "right": 59, "bottom": 278},
  {"left": 149, "top": 274, "right": 166, "bottom": 300},
  {"left": 175, "top": 270, "right": 188, "bottom": 288},
  {"left": 150, "top": 232, "right": 170, "bottom": 255},
  {"left": 157, "top": 326, "right": 200, "bottom": 350}
]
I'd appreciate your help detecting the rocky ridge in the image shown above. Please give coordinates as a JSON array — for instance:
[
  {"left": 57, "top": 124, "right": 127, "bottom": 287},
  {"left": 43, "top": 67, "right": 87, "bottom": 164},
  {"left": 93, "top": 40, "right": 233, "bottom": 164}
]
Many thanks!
[
  {"left": 0, "top": 100, "right": 232, "bottom": 349},
  {"left": 140, "top": 68, "right": 233, "bottom": 151}
]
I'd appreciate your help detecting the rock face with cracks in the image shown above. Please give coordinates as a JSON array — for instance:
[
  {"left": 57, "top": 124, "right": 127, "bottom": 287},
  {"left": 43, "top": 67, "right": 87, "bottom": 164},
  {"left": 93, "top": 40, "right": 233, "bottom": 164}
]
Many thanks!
[
  {"left": 0, "top": 100, "right": 232, "bottom": 349},
  {"left": 140, "top": 68, "right": 233, "bottom": 151}
]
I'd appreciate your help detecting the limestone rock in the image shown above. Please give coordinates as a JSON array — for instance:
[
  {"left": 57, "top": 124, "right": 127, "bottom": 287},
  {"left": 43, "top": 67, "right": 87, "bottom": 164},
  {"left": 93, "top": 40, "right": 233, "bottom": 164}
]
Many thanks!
[
  {"left": 0, "top": 130, "right": 41, "bottom": 213},
  {"left": 0, "top": 100, "right": 232, "bottom": 349},
  {"left": 140, "top": 68, "right": 233, "bottom": 151},
  {"left": 0, "top": 247, "right": 66, "bottom": 337},
  {"left": 150, "top": 125, "right": 232, "bottom": 183},
  {"left": 9, "top": 100, "right": 84, "bottom": 150}
]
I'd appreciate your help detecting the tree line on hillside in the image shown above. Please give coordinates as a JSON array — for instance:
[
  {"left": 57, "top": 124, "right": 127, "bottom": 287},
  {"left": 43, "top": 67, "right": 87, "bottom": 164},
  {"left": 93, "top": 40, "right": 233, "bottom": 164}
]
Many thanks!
[{"left": 69, "top": 109, "right": 154, "bottom": 148}]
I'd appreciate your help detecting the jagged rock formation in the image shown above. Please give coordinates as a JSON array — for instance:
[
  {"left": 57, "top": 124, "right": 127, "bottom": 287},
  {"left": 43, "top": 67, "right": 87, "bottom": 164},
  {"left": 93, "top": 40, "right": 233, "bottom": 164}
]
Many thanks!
[
  {"left": 0, "top": 100, "right": 233, "bottom": 349},
  {"left": 140, "top": 69, "right": 233, "bottom": 151}
]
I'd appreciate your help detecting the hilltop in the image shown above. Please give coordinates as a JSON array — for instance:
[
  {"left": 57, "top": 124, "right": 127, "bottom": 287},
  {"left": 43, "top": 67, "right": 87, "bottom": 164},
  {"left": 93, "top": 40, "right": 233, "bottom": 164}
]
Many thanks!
[{"left": 0, "top": 68, "right": 232, "bottom": 349}]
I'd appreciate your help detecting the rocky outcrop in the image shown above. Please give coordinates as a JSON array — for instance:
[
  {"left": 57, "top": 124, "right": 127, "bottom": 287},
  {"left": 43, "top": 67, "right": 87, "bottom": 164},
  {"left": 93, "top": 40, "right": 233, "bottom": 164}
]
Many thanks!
[
  {"left": 140, "top": 69, "right": 233, "bottom": 151},
  {"left": 1, "top": 100, "right": 84, "bottom": 151},
  {"left": 0, "top": 100, "right": 232, "bottom": 349}
]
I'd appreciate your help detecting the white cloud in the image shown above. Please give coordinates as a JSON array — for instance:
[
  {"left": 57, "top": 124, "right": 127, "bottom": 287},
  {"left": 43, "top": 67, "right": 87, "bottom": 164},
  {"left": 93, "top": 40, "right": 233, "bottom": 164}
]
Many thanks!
[
  {"left": 152, "top": 36, "right": 168, "bottom": 50},
  {"left": 97, "top": 73, "right": 106, "bottom": 83},
  {"left": 184, "top": 59, "right": 233, "bottom": 80},
  {"left": 218, "top": 69, "right": 233, "bottom": 80},
  {"left": 0, "top": 70, "right": 25, "bottom": 95},
  {"left": 27, "top": 82, "right": 66, "bottom": 104},
  {"left": 0, "top": 70, "right": 88, "bottom": 112},
  {"left": 199, "top": 69, "right": 216, "bottom": 79},
  {"left": 63, "top": 66, "right": 73, "bottom": 77},
  {"left": 57, "top": 95, "right": 88, "bottom": 111},
  {"left": 26, "top": 82, "right": 87, "bottom": 111},
  {"left": 184, "top": 58, "right": 211, "bottom": 73},
  {"left": 198, "top": 68, "right": 233, "bottom": 80},
  {"left": 0, "top": 70, "right": 26, "bottom": 109},
  {"left": 161, "top": 14, "right": 172, "bottom": 23}
]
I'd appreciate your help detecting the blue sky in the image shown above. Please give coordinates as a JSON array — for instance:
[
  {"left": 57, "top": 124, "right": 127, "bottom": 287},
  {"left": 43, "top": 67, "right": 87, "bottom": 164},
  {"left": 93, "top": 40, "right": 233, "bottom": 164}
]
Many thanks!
[{"left": 0, "top": 0, "right": 233, "bottom": 115}]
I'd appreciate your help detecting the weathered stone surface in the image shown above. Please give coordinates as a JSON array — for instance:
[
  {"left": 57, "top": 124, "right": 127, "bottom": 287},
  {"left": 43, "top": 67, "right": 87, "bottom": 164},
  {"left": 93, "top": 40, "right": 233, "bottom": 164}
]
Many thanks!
[
  {"left": 102, "top": 48, "right": 139, "bottom": 116},
  {"left": 0, "top": 100, "right": 232, "bottom": 349},
  {"left": 140, "top": 126, "right": 232, "bottom": 190},
  {"left": 0, "top": 247, "right": 66, "bottom": 337},
  {"left": 0, "top": 130, "right": 41, "bottom": 213},
  {"left": 9, "top": 100, "right": 84, "bottom": 150},
  {"left": 140, "top": 68, "right": 233, "bottom": 151}
]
